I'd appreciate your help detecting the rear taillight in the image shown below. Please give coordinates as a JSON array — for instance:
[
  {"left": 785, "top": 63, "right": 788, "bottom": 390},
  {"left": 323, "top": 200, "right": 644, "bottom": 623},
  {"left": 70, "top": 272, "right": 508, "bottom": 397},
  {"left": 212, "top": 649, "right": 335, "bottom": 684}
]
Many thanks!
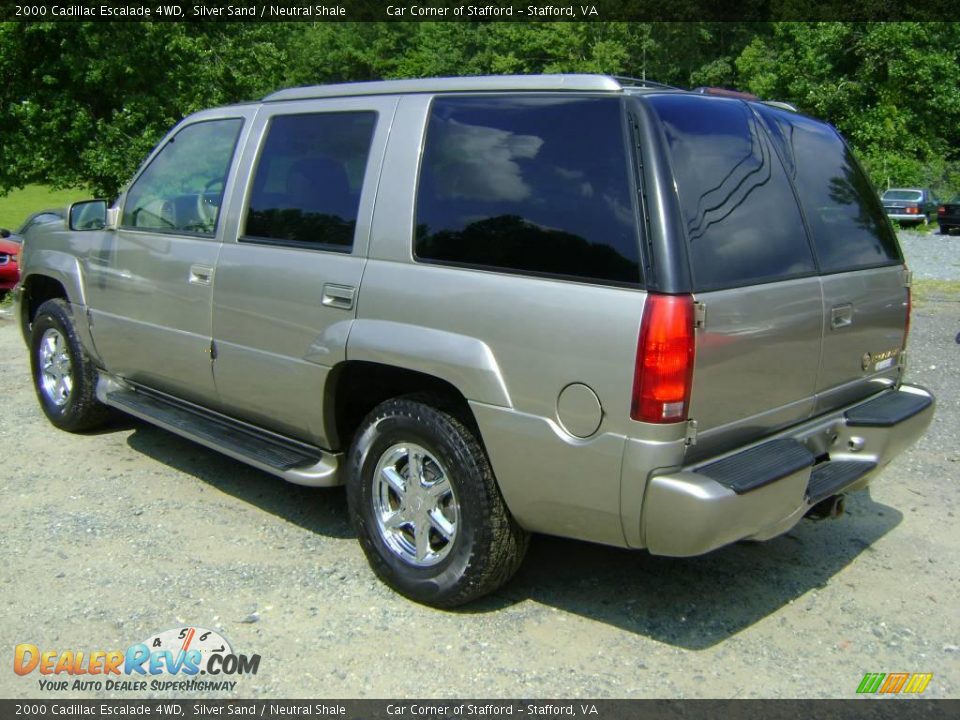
[
  {"left": 631, "top": 294, "right": 695, "bottom": 423},
  {"left": 906, "top": 206, "right": 919, "bottom": 214},
  {"left": 938, "top": 206, "right": 946, "bottom": 215}
]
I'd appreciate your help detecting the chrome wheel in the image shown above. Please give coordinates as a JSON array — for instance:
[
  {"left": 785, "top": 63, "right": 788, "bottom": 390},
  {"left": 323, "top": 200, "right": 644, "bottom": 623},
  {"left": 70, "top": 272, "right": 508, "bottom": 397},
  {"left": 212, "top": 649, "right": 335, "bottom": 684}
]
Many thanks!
[
  {"left": 38, "top": 328, "right": 73, "bottom": 407},
  {"left": 372, "top": 442, "right": 459, "bottom": 567}
]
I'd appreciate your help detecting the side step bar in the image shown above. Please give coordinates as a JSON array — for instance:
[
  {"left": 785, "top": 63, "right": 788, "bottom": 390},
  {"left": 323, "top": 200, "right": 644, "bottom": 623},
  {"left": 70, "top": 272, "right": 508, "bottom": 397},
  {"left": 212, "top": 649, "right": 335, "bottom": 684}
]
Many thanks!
[{"left": 98, "top": 383, "right": 341, "bottom": 487}]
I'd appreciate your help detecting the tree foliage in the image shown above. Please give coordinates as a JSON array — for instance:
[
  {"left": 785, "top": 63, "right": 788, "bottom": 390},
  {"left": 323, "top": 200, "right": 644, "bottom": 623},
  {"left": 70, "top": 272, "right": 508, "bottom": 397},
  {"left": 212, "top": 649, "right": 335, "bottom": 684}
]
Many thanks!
[
  {"left": 1, "top": 21, "right": 958, "bottom": 198},
  {"left": 0, "top": 22, "right": 294, "bottom": 196}
]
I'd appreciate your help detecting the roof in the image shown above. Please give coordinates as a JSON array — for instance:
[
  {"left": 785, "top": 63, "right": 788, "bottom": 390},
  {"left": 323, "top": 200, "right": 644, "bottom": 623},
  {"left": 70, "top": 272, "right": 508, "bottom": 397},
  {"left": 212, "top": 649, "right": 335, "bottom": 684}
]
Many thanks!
[
  {"left": 264, "top": 74, "right": 635, "bottom": 102},
  {"left": 260, "top": 74, "right": 799, "bottom": 114}
]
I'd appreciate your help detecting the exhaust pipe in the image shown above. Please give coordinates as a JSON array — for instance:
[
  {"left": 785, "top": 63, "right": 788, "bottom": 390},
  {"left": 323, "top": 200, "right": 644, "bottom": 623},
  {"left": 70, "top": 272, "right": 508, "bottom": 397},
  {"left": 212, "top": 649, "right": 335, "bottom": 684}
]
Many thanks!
[{"left": 806, "top": 495, "right": 846, "bottom": 520}]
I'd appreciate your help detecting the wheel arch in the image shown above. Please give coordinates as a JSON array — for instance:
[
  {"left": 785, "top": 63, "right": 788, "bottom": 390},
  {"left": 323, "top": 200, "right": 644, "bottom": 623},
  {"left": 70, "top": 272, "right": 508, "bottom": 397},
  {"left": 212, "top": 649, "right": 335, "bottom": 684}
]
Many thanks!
[
  {"left": 325, "top": 360, "right": 484, "bottom": 453},
  {"left": 18, "top": 273, "right": 71, "bottom": 345}
]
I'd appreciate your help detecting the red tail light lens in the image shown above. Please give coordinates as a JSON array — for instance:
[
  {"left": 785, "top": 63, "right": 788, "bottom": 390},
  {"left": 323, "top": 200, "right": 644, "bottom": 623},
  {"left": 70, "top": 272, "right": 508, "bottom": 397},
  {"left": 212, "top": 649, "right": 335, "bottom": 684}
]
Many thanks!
[
  {"left": 938, "top": 206, "right": 946, "bottom": 215},
  {"left": 906, "top": 206, "right": 919, "bottom": 214},
  {"left": 631, "top": 294, "right": 696, "bottom": 423}
]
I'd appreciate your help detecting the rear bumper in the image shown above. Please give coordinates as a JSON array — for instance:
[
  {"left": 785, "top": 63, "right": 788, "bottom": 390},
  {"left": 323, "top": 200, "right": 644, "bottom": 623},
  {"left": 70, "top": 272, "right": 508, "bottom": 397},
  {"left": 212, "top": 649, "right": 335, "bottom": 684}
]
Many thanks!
[
  {"left": 640, "top": 384, "right": 934, "bottom": 557},
  {"left": 885, "top": 212, "right": 927, "bottom": 222}
]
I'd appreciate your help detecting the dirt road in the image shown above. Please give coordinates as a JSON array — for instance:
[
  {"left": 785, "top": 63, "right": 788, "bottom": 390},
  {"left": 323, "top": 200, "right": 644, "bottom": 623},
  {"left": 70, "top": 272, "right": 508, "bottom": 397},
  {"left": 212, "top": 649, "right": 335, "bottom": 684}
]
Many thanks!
[{"left": 1, "top": 297, "right": 957, "bottom": 699}]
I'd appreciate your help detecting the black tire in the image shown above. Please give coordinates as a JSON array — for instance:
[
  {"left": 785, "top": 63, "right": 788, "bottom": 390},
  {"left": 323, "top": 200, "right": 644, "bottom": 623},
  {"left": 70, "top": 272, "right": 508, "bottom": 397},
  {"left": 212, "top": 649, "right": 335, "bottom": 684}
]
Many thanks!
[
  {"left": 941, "top": 225, "right": 952, "bottom": 236},
  {"left": 30, "top": 299, "right": 110, "bottom": 432},
  {"left": 346, "top": 397, "right": 529, "bottom": 607}
]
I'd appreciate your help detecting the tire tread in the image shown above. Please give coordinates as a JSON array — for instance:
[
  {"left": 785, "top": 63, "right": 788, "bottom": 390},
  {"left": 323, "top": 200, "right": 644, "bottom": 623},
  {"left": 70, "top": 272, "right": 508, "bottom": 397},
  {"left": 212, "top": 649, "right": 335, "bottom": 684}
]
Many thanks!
[{"left": 347, "top": 396, "right": 528, "bottom": 608}]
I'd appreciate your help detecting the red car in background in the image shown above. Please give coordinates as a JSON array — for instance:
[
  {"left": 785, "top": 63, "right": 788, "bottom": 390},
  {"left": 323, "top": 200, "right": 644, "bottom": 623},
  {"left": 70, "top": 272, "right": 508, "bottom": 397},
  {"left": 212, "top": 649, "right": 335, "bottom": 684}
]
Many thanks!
[
  {"left": 0, "top": 235, "right": 20, "bottom": 293},
  {"left": 0, "top": 208, "right": 65, "bottom": 294}
]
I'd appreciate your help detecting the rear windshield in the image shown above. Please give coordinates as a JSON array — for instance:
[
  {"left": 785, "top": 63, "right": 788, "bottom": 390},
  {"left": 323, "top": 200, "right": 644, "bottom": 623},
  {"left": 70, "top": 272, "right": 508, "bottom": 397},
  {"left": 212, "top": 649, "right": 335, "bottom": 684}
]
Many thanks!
[
  {"left": 882, "top": 190, "right": 923, "bottom": 201},
  {"left": 645, "top": 94, "right": 816, "bottom": 291},
  {"left": 756, "top": 105, "right": 901, "bottom": 273}
]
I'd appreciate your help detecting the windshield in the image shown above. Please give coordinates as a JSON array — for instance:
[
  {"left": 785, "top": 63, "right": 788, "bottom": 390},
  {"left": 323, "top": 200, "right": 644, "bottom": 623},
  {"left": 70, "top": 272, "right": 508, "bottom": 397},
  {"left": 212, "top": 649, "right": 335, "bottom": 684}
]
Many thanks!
[{"left": 882, "top": 190, "right": 922, "bottom": 201}]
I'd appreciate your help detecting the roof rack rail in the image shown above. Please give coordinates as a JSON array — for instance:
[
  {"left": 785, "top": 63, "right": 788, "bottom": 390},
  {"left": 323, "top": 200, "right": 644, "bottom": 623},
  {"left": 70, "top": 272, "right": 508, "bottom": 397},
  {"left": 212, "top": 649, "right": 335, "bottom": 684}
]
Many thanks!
[
  {"left": 761, "top": 100, "right": 799, "bottom": 112},
  {"left": 611, "top": 76, "right": 679, "bottom": 90}
]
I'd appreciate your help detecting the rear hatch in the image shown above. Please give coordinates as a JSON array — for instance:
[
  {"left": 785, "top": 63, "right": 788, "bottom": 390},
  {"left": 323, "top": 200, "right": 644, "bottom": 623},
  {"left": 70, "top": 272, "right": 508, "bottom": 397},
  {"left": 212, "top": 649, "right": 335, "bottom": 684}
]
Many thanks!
[
  {"left": 754, "top": 106, "right": 907, "bottom": 415},
  {"left": 642, "top": 95, "right": 906, "bottom": 462},
  {"left": 643, "top": 95, "right": 824, "bottom": 461}
]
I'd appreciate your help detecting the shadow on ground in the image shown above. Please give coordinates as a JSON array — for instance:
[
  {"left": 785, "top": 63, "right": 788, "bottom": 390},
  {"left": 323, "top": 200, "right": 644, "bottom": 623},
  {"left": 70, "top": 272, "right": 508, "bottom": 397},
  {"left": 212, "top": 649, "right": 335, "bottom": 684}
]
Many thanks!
[
  {"left": 125, "top": 421, "right": 353, "bottom": 540},
  {"left": 124, "top": 419, "right": 902, "bottom": 650}
]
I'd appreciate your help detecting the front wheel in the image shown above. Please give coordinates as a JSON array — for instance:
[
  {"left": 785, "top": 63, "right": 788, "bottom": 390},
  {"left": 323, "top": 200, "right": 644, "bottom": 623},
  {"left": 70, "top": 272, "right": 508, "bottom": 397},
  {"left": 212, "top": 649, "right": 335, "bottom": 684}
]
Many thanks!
[
  {"left": 346, "top": 398, "right": 529, "bottom": 607},
  {"left": 30, "top": 299, "right": 110, "bottom": 432}
]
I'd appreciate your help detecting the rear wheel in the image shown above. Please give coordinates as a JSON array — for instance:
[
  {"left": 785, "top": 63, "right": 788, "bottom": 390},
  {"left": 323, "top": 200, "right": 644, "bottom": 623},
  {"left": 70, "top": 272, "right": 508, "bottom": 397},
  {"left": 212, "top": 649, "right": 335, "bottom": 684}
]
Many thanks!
[
  {"left": 941, "top": 225, "right": 952, "bottom": 236},
  {"left": 346, "top": 397, "right": 529, "bottom": 607},
  {"left": 30, "top": 299, "right": 110, "bottom": 432}
]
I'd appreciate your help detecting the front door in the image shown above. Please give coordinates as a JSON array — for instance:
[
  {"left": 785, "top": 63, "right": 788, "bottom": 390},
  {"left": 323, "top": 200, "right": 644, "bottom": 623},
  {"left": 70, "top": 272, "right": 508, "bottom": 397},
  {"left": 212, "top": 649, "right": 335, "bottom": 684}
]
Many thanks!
[{"left": 85, "top": 113, "right": 253, "bottom": 404}]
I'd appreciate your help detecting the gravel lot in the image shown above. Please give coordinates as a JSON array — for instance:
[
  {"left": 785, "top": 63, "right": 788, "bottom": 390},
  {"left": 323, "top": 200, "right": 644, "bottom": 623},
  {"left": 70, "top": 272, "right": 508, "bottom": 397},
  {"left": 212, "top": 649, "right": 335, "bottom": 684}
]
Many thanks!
[
  {"left": 1, "top": 232, "right": 957, "bottom": 700},
  {"left": 898, "top": 229, "right": 960, "bottom": 281}
]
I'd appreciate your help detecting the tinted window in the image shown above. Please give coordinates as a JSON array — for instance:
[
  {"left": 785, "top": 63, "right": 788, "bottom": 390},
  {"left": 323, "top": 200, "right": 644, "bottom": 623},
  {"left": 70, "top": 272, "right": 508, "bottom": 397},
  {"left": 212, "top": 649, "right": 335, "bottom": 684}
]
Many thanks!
[
  {"left": 415, "top": 96, "right": 640, "bottom": 285},
  {"left": 647, "top": 95, "right": 815, "bottom": 291},
  {"left": 882, "top": 190, "right": 922, "bottom": 202},
  {"left": 244, "top": 112, "right": 376, "bottom": 250},
  {"left": 756, "top": 105, "right": 900, "bottom": 272},
  {"left": 122, "top": 119, "right": 242, "bottom": 235}
]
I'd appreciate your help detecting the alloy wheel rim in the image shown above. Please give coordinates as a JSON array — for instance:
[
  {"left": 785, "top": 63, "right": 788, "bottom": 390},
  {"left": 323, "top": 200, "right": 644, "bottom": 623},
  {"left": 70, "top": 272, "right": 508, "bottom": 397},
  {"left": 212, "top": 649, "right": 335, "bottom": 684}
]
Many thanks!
[
  {"left": 372, "top": 442, "right": 460, "bottom": 567},
  {"left": 38, "top": 328, "right": 73, "bottom": 407}
]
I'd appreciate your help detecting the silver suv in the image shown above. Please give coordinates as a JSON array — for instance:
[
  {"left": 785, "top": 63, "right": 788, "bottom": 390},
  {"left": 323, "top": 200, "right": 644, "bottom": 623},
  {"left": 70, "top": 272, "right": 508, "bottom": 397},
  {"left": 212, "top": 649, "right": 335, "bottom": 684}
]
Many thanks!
[{"left": 14, "top": 75, "right": 934, "bottom": 606}]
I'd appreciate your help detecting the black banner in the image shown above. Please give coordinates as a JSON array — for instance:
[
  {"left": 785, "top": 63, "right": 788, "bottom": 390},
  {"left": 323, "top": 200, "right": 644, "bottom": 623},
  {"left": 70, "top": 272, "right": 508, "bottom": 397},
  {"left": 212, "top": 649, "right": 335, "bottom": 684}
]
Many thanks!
[
  {"left": 2, "top": 0, "right": 960, "bottom": 22},
  {"left": 1, "top": 700, "right": 959, "bottom": 720}
]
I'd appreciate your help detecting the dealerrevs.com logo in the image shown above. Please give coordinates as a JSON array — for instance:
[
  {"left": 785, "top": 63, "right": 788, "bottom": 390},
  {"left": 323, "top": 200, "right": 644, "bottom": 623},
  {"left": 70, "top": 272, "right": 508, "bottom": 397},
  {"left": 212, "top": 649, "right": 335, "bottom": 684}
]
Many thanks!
[{"left": 14, "top": 627, "right": 260, "bottom": 692}]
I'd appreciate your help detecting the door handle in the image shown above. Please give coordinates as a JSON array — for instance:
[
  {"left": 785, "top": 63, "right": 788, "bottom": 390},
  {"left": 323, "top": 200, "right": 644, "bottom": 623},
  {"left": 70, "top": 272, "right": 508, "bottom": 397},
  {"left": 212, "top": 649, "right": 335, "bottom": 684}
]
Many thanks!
[
  {"left": 830, "top": 303, "right": 853, "bottom": 329},
  {"left": 322, "top": 283, "right": 356, "bottom": 310},
  {"left": 189, "top": 265, "right": 213, "bottom": 286}
]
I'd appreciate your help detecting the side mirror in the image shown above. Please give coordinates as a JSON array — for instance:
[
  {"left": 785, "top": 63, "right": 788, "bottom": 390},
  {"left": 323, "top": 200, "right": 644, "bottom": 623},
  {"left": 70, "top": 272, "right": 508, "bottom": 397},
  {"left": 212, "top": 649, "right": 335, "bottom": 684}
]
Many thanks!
[
  {"left": 0, "top": 228, "right": 10, "bottom": 238},
  {"left": 68, "top": 199, "right": 108, "bottom": 231}
]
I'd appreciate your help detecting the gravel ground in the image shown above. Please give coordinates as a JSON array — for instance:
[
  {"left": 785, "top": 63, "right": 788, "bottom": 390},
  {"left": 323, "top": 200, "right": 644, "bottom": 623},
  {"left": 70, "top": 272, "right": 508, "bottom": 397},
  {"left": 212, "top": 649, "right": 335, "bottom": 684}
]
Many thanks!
[
  {"left": 898, "top": 228, "right": 960, "bottom": 281},
  {"left": 0, "top": 233, "right": 958, "bottom": 700}
]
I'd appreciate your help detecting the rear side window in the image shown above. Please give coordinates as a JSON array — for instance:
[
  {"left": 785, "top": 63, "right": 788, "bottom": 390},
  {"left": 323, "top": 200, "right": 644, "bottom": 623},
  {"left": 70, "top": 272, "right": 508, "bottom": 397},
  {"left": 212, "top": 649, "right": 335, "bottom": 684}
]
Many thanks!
[
  {"left": 756, "top": 106, "right": 901, "bottom": 272},
  {"left": 646, "top": 95, "right": 815, "bottom": 291},
  {"left": 415, "top": 96, "right": 641, "bottom": 285},
  {"left": 243, "top": 112, "right": 377, "bottom": 250}
]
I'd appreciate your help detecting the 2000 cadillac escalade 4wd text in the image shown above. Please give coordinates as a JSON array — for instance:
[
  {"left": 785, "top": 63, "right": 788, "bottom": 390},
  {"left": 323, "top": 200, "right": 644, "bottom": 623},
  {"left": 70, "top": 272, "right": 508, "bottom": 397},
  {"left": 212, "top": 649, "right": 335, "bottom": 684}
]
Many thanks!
[{"left": 14, "top": 75, "right": 934, "bottom": 607}]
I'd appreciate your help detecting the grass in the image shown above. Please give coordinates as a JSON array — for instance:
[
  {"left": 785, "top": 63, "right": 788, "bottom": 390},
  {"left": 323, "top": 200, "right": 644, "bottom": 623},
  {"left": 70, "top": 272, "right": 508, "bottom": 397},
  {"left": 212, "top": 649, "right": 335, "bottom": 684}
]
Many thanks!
[
  {"left": 892, "top": 219, "right": 936, "bottom": 235},
  {"left": 912, "top": 279, "right": 960, "bottom": 305},
  {"left": 0, "top": 184, "right": 89, "bottom": 232}
]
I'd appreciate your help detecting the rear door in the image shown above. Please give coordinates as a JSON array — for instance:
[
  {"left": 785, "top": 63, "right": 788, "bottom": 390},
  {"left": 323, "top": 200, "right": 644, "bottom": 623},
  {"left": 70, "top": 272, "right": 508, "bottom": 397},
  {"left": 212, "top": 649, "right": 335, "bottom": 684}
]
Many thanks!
[
  {"left": 211, "top": 97, "right": 396, "bottom": 445},
  {"left": 755, "top": 106, "right": 907, "bottom": 413},
  {"left": 643, "top": 95, "right": 824, "bottom": 462}
]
